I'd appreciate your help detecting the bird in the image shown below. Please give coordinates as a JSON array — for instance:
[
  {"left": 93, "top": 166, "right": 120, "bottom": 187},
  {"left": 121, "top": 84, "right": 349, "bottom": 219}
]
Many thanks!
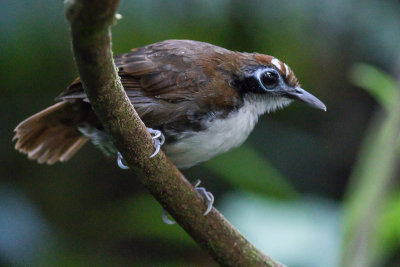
[
  {"left": 13, "top": 40, "right": 326, "bottom": 219},
  {"left": 13, "top": 39, "right": 326, "bottom": 168}
]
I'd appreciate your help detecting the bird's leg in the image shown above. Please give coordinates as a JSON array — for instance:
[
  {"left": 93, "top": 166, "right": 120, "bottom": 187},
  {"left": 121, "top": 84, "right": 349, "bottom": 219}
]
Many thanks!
[
  {"left": 117, "top": 127, "right": 165, "bottom": 169},
  {"left": 161, "top": 179, "right": 214, "bottom": 225}
]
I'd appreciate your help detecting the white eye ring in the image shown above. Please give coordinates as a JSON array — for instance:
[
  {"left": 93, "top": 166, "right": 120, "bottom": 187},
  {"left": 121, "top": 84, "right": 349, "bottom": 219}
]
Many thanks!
[{"left": 255, "top": 68, "right": 280, "bottom": 91}]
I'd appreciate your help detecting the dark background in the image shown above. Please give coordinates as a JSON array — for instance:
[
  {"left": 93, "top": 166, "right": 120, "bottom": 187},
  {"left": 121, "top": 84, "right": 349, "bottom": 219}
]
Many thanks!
[{"left": 1, "top": 1, "right": 399, "bottom": 266}]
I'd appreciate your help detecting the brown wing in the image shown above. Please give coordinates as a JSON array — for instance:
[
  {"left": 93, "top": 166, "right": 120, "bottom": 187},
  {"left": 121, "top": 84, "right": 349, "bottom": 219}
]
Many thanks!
[{"left": 57, "top": 40, "right": 242, "bottom": 132}]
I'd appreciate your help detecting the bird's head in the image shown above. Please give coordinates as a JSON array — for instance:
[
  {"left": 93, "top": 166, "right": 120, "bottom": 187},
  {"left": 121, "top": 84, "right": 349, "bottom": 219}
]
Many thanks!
[{"left": 231, "top": 53, "right": 326, "bottom": 112}]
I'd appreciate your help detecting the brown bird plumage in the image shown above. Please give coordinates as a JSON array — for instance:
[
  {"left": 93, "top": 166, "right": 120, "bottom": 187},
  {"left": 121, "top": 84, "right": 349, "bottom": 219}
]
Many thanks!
[{"left": 13, "top": 40, "right": 325, "bottom": 167}]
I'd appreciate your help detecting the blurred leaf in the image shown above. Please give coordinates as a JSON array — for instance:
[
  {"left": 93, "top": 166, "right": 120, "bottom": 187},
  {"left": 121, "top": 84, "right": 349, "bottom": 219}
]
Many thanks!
[
  {"left": 83, "top": 194, "right": 194, "bottom": 245},
  {"left": 219, "top": 193, "right": 341, "bottom": 267},
  {"left": 342, "top": 63, "right": 400, "bottom": 267},
  {"left": 205, "top": 144, "right": 298, "bottom": 199},
  {"left": 378, "top": 192, "right": 400, "bottom": 255},
  {"left": 349, "top": 63, "right": 398, "bottom": 110}
]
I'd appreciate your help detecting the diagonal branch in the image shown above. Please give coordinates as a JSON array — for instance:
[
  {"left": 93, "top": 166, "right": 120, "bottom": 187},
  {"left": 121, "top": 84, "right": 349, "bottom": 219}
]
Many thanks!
[{"left": 65, "top": 0, "right": 284, "bottom": 266}]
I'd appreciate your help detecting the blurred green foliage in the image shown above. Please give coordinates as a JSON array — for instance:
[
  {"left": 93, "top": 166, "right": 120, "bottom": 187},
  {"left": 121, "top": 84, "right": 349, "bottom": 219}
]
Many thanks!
[
  {"left": 379, "top": 193, "right": 400, "bottom": 259},
  {"left": 1, "top": 0, "right": 400, "bottom": 266},
  {"left": 205, "top": 145, "right": 298, "bottom": 199},
  {"left": 343, "top": 63, "right": 400, "bottom": 267},
  {"left": 349, "top": 63, "right": 399, "bottom": 110}
]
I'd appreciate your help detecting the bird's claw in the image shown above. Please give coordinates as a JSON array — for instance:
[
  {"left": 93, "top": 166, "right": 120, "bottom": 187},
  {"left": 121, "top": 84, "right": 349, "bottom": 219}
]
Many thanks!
[
  {"left": 116, "top": 128, "right": 165, "bottom": 169},
  {"left": 161, "top": 180, "right": 214, "bottom": 225},
  {"left": 117, "top": 152, "right": 129, "bottom": 169},
  {"left": 162, "top": 209, "right": 176, "bottom": 225},
  {"left": 147, "top": 128, "right": 165, "bottom": 158},
  {"left": 194, "top": 180, "right": 214, "bottom": 215}
]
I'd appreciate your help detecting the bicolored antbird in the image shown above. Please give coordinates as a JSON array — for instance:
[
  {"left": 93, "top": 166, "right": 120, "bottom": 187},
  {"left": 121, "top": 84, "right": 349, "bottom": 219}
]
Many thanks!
[{"left": 13, "top": 40, "right": 326, "bottom": 217}]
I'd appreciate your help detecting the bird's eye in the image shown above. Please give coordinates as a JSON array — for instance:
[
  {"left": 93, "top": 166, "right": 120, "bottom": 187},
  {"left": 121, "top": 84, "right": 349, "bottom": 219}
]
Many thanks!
[{"left": 261, "top": 71, "right": 279, "bottom": 89}]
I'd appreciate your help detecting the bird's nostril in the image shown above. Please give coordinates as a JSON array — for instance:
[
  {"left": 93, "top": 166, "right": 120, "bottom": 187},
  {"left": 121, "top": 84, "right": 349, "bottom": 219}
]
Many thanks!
[{"left": 295, "top": 89, "right": 303, "bottom": 94}]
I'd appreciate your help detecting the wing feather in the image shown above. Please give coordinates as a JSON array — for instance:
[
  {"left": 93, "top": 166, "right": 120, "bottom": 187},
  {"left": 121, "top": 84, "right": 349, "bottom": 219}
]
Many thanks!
[{"left": 56, "top": 40, "right": 241, "bottom": 132}]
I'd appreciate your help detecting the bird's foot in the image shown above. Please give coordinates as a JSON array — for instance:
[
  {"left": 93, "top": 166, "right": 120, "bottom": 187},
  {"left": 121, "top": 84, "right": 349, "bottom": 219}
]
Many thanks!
[
  {"left": 194, "top": 180, "right": 214, "bottom": 215},
  {"left": 117, "top": 152, "right": 129, "bottom": 170},
  {"left": 161, "top": 179, "right": 214, "bottom": 225},
  {"left": 147, "top": 128, "right": 165, "bottom": 158},
  {"left": 162, "top": 209, "right": 176, "bottom": 225},
  {"left": 116, "top": 128, "right": 165, "bottom": 170}
]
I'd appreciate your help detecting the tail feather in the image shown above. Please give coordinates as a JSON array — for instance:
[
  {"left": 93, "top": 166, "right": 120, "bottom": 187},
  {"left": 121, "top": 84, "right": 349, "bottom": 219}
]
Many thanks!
[{"left": 13, "top": 101, "right": 89, "bottom": 164}]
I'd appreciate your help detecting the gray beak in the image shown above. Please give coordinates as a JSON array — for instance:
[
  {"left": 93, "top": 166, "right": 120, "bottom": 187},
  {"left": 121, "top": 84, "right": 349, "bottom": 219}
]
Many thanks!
[{"left": 286, "top": 87, "right": 327, "bottom": 111}]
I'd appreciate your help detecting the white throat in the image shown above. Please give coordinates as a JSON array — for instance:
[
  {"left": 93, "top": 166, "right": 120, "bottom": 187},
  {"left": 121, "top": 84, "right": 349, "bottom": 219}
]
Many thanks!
[{"left": 164, "top": 95, "right": 292, "bottom": 168}]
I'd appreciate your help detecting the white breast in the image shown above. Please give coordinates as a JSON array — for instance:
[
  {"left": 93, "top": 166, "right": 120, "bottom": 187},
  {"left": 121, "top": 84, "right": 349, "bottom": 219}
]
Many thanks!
[{"left": 164, "top": 95, "right": 292, "bottom": 168}]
